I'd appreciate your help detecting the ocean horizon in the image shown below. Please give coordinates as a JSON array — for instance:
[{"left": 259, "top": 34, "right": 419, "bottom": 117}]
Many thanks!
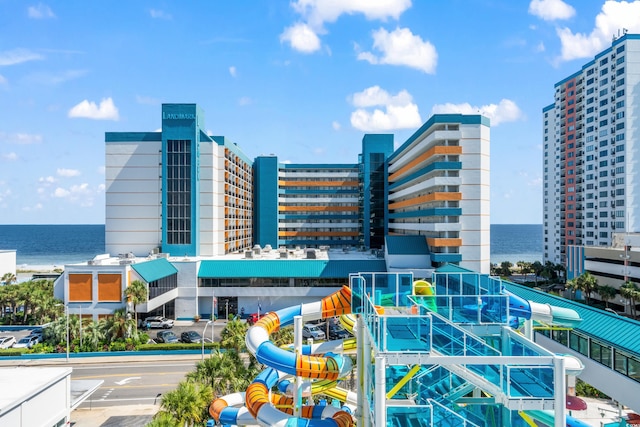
[{"left": 0, "top": 223, "right": 543, "bottom": 267}]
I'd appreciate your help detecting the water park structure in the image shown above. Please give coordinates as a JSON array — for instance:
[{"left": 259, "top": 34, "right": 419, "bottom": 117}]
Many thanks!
[{"left": 209, "top": 266, "right": 594, "bottom": 427}]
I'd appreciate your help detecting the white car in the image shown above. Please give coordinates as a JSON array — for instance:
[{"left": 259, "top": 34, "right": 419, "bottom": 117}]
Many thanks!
[
  {"left": 13, "top": 335, "right": 38, "bottom": 349},
  {"left": 302, "top": 324, "right": 326, "bottom": 340},
  {"left": 144, "top": 316, "right": 174, "bottom": 329},
  {"left": 0, "top": 336, "right": 16, "bottom": 349}
]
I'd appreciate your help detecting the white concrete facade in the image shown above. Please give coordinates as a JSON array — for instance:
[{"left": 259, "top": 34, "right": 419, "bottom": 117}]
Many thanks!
[
  {"left": 543, "top": 35, "right": 640, "bottom": 264},
  {"left": 387, "top": 116, "right": 490, "bottom": 274}
]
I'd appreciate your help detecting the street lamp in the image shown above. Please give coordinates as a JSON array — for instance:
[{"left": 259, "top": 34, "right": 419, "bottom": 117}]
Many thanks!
[
  {"left": 55, "top": 303, "right": 69, "bottom": 361},
  {"left": 202, "top": 320, "right": 214, "bottom": 360}
]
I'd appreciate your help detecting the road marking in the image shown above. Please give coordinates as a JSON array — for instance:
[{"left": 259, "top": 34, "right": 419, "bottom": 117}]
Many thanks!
[
  {"left": 74, "top": 372, "right": 173, "bottom": 380},
  {"left": 115, "top": 376, "right": 141, "bottom": 385}
]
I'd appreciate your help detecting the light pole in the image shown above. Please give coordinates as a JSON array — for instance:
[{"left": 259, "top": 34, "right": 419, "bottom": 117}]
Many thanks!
[{"left": 202, "top": 320, "right": 214, "bottom": 360}]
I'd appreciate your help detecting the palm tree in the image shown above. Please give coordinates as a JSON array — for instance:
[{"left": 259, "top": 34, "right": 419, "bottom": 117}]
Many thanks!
[
  {"left": 532, "top": 261, "right": 544, "bottom": 285},
  {"left": 146, "top": 412, "right": 177, "bottom": 427},
  {"left": 576, "top": 272, "right": 598, "bottom": 305},
  {"left": 620, "top": 281, "right": 639, "bottom": 318},
  {"left": 83, "top": 320, "right": 106, "bottom": 351},
  {"left": 566, "top": 278, "right": 579, "bottom": 300},
  {"left": 123, "top": 279, "right": 148, "bottom": 328},
  {"left": 500, "top": 261, "right": 513, "bottom": 277},
  {"left": 598, "top": 285, "right": 617, "bottom": 309},
  {"left": 1, "top": 272, "right": 16, "bottom": 285},
  {"left": 157, "top": 380, "right": 213, "bottom": 426},
  {"left": 220, "top": 318, "right": 248, "bottom": 353}
]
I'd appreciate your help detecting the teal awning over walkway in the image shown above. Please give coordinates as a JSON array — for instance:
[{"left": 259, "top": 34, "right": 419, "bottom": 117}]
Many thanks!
[
  {"left": 198, "top": 259, "right": 387, "bottom": 279},
  {"left": 131, "top": 258, "right": 179, "bottom": 283}
]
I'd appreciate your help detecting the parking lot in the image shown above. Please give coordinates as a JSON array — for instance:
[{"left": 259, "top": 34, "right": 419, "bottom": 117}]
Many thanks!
[{"left": 0, "top": 319, "right": 228, "bottom": 348}]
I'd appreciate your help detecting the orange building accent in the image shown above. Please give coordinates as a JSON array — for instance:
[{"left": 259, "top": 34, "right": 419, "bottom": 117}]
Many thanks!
[
  {"left": 427, "top": 237, "right": 462, "bottom": 247},
  {"left": 69, "top": 273, "right": 92, "bottom": 302},
  {"left": 388, "top": 146, "right": 462, "bottom": 182},
  {"left": 278, "top": 206, "right": 358, "bottom": 212},
  {"left": 98, "top": 274, "right": 122, "bottom": 302},
  {"left": 278, "top": 180, "right": 358, "bottom": 187},
  {"left": 388, "top": 192, "right": 461, "bottom": 210}
]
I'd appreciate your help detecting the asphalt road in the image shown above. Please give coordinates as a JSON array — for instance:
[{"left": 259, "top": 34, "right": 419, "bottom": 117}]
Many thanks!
[{"left": 71, "top": 359, "right": 199, "bottom": 409}]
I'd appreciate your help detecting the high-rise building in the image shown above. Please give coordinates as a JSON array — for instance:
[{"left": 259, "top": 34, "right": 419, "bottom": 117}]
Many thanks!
[
  {"left": 543, "top": 33, "right": 640, "bottom": 264},
  {"left": 106, "top": 104, "right": 489, "bottom": 272}
]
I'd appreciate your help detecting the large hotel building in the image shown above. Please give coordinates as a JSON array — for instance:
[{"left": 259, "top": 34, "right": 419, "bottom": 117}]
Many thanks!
[
  {"left": 56, "top": 103, "right": 490, "bottom": 320},
  {"left": 543, "top": 34, "right": 640, "bottom": 265}
]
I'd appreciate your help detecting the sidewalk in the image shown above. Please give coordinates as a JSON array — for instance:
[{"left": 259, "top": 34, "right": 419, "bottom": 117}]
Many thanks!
[{"left": 71, "top": 404, "right": 158, "bottom": 427}]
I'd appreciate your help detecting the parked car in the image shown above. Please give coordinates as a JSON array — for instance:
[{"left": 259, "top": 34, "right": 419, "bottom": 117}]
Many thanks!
[
  {"left": 247, "top": 312, "right": 267, "bottom": 325},
  {"left": 28, "top": 328, "right": 44, "bottom": 340},
  {"left": 14, "top": 335, "right": 38, "bottom": 349},
  {"left": 144, "top": 316, "right": 174, "bottom": 329},
  {"left": 328, "top": 324, "right": 350, "bottom": 340},
  {"left": 156, "top": 330, "right": 179, "bottom": 343},
  {"left": 180, "top": 330, "right": 203, "bottom": 343},
  {"left": 302, "top": 323, "right": 326, "bottom": 340},
  {"left": 0, "top": 336, "right": 16, "bottom": 349}
]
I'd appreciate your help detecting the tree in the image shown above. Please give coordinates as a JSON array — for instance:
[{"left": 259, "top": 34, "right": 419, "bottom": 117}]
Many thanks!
[
  {"left": 532, "top": 261, "right": 544, "bottom": 285},
  {"left": 598, "top": 285, "right": 617, "bottom": 309},
  {"left": 500, "top": 261, "right": 513, "bottom": 277},
  {"left": 157, "top": 380, "right": 213, "bottom": 426},
  {"left": 123, "top": 279, "right": 148, "bottom": 327},
  {"left": 620, "top": 281, "right": 639, "bottom": 318},
  {"left": 576, "top": 272, "right": 598, "bottom": 305},
  {"left": 566, "top": 278, "right": 580, "bottom": 300},
  {"left": 220, "top": 318, "right": 248, "bottom": 353},
  {"left": 1, "top": 272, "right": 16, "bottom": 285}
]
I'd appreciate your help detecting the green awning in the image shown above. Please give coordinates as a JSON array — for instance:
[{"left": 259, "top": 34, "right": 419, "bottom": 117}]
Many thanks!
[
  {"left": 198, "top": 259, "right": 386, "bottom": 279},
  {"left": 131, "top": 258, "right": 178, "bottom": 283}
]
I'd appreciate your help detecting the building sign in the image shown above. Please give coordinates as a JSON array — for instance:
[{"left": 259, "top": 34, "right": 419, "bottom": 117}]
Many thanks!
[{"left": 163, "top": 112, "right": 196, "bottom": 120}]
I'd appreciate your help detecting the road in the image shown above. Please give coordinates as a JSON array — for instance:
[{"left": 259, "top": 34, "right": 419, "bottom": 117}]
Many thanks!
[{"left": 71, "top": 359, "right": 199, "bottom": 408}]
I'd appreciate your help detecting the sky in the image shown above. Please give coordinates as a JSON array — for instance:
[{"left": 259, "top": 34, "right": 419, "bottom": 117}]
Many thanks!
[{"left": 2, "top": 0, "right": 640, "bottom": 225}]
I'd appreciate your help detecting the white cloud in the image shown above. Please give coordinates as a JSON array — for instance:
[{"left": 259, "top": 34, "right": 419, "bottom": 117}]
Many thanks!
[
  {"left": 238, "top": 96, "right": 253, "bottom": 106},
  {"left": 2, "top": 152, "right": 18, "bottom": 161},
  {"left": 26, "top": 69, "right": 87, "bottom": 85},
  {"left": 535, "top": 41, "right": 546, "bottom": 52},
  {"left": 528, "top": 0, "right": 575, "bottom": 21},
  {"left": 136, "top": 95, "right": 160, "bottom": 105},
  {"left": 39, "top": 176, "right": 56, "bottom": 184},
  {"left": 555, "top": 1, "right": 640, "bottom": 63},
  {"left": 68, "top": 97, "right": 120, "bottom": 120},
  {"left": 431, "top": 99, "right": 523, "bottom": 126},
  {"left": 280, "top": 23, "right": 322, "bottom": 53},
  {"left": 349, "top": 86, "right": 422, "bottom": 132},
  {"left": 150, "top": 9, "right": 172, "bottom": 20},
  {"left": 283, "top": 0, "right": 411, "bottom": 53},
  {"left": 28, "top": 3, "right": 56, "bottom": 19},
  {"left": 0, "top": 132, "right": 42, "bottom": 144},
  {"left": 332, "top": 121, "right": 341, "bottom": 130},
  {"left": 357, "top": 27, "right": 437, "bottom": 73},
  {"left": 291, "top": 0, "right": 411, "bottom": 29},
  {"left": 52, "top": 183, "right": 96, "bottom": 206},
  {"left": 0, "top": 74, "right": 7, "bottom": 85},
  {"left": 57, "top": 168, "right": 80, "bottom": 177},
  {"left": 229, "top": 66, "right": 237, "bottom": 77},
  {"left": 0, "top": 48, "right": 44, "bottom": 66}
]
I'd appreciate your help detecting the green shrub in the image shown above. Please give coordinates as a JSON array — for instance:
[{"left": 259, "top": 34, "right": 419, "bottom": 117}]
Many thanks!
[
  {"left": 0, "top": 348, "right": 27, "bottom": 357},
  {"left": 137, "top": 342, "right": 219, "bottom": 352},
  {"left": 576, "top": 379, "right": 609, "bottom": 399}
]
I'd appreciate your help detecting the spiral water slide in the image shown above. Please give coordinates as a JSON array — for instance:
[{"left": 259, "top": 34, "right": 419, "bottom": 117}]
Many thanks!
[{"left": 209, "top": 286, "right": 356, "bottom": 427}]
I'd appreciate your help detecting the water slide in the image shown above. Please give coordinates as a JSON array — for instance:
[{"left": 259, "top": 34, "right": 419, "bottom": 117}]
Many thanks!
[
  {"left": 210, "top": 286, "right": 355, "bottom": 427},
  {"left": 505, "top": 291, "right": 582, "bottom": 328}
]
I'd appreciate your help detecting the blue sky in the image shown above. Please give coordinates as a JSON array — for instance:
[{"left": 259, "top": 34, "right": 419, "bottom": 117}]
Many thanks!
[{"left": 1, "top": 0, "right": 639, "bottom": 225}]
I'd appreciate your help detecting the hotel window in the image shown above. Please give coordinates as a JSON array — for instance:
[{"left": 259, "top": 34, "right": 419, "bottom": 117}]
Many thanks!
[
  {"left": 616, "top": 100, "right": 625, "bottom": 108},
  {"left": 617, "top": 45, "right": 625, "bottom": 54},
  {"left": 617, "top": 67, "right": 625, "bottom": 76},
  {"left": 166, "top": 139, "right": 192, "bottom": 245},
  {"left": 616, "top": 89, "right": 625, "bottom": 97},
  {"left": 600, "top": 68, "right": 608, "bottom": 76},
  {"left": 616, "top": 56, "right": 625, "bottom": 65},
  {"left": 600, "top": 77, "right": 608, "bottom": 86},
  {"left": 617, "top": 78, "right": 624, "bottom": 86}
]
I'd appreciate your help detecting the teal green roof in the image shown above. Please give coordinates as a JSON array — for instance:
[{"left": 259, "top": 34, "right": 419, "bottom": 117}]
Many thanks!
[
  {"left": 435, "top": 264, "right": 476, "bottom": 273},
  {"left": 198, "top": 259, "right": 387, "bottom": 278},
  {"left": 386, "top": 235, "right": 430, "bottom": 255},
  {"left": 132, "top": 258, "right": 179, "bottom": 283},
  {"left": 504, "top": 281, "right": 640, "bottom": 357}
]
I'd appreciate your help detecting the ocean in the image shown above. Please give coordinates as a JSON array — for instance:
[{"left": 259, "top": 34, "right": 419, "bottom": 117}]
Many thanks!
[
  {"left": 0, "top": 224, "right": 105, "bottom": 267},
  {"left": 490, "top": 224, "right": 542, "bottom": 265},
  {"left": 0, "top": 224, "right": 542, "bottom": 267}
]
